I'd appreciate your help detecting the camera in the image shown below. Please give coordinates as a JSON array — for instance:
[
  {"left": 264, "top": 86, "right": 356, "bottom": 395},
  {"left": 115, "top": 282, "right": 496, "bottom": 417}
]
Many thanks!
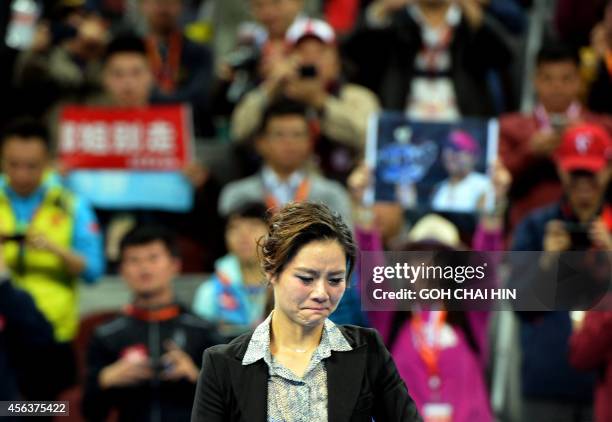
[
  {"left": 299, "top": 65, "right": 318, "bottom": 78},
  {"left": 225, "top": 45, "right": 259, "bottom": 72},
  {"left": 564, "top": 222, "right": 592, "bottom": 250}
]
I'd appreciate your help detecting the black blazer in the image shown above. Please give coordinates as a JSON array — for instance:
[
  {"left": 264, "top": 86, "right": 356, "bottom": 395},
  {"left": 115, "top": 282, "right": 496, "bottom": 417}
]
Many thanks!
[{"left": 191, "top": 324, "right": 422, "bottom": 421}]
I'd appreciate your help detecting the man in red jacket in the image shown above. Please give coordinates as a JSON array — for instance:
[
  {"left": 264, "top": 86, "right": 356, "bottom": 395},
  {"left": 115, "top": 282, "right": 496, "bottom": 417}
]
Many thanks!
[
  {"left": 500, "top": 42, "right": 612, "bottom": 230},
  {"left": 570, "top": 311, "right": 612, "bottom": 422}
]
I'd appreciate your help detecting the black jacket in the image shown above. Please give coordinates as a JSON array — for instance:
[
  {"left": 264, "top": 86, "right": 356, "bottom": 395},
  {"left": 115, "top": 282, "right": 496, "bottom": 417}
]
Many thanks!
[
  {"left": 343, "top": 8, "right": 513, "bottom": 117},
  {"left": 0, "top": 279, "right": 54, "bottom": 401},
  {"left": 191, "top": 324, "right": 422, "bottom": 422},
  {"left": 82, "top": 304, "right": 222, "bottom": 422}
]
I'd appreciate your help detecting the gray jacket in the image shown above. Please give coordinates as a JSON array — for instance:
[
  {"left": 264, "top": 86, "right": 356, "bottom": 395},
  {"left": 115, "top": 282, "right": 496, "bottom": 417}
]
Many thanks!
[{"left": 219, "top": 172, "right": 353, "bottom": 227}]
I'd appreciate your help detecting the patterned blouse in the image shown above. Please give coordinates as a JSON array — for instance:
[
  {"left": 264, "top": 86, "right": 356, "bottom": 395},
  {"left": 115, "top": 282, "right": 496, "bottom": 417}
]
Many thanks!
[{"left": 242, "top": 312, "right": 353, "bottom": 422}]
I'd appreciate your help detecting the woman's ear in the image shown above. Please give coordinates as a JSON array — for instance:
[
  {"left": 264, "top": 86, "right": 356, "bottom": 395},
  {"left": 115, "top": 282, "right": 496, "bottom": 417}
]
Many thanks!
[{"left": 266, "top": 272, "right": 277, "bottom": 287}]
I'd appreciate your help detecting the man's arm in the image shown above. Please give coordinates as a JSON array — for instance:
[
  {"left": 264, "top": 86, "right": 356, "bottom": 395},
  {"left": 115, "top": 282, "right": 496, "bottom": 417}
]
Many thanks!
[
  {"left": 70, "top": 197, "right": 105, "bottom": 282},
  {"left": 82, "top": 331, "right": 154, "bottom": 421},
  {"left": 570, "top": 311, "right": 612, "bottom": 370},
  {"left": 320, "top": 85, "right": 381, "bottom": 149}
]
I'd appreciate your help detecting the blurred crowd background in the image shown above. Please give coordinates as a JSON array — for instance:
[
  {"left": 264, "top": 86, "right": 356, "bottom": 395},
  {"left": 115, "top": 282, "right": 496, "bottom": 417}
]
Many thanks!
[{"left": 0, "top": 0, "right": 612, "bottom": 421}]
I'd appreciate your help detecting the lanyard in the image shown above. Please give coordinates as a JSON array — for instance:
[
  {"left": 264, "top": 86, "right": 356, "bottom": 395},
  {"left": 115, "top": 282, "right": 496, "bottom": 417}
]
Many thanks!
[
  {"left": 606, "top": 50, "right": 612, "bottom": 78},
  {"left": 124, "top": 304, "right": 181, "bottom": 321},
  {"left": 146, "top": 31, "right": 183, "bottom": 94},
  {"left": 421, "top": 26, "right": 453, "bottom": 74},
  {"left": 534, "top": 102, "right": 581, "bottom": 130},
  {"left": 412, "top": 310, "right": 448, "bottom": 390},
  {"left": 264, "top": 178, "right": 311, "bottom": 212}
]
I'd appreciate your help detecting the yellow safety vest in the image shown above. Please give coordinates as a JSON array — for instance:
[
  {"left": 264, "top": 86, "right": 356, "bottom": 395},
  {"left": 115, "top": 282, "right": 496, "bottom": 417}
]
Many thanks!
[{"left": 0, "top": 185, "right": 77, "bottom": 342}]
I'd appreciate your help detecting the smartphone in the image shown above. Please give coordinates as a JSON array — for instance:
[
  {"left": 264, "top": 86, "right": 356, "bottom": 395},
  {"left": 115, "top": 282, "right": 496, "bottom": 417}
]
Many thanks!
[
  {"left": 299, "top": 65, "right": 317, "bottom": 78},
  {"left": 550, "top": 114, "right": 568, "bottom": 134},
  {"left": 1, "top": 233, "right": 26, "bottom": 242}
]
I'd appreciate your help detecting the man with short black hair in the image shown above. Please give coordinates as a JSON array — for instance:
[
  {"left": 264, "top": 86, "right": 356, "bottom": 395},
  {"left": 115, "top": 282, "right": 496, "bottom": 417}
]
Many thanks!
[
  {"left": 83, "top": 225, "right": 222, "bottom": 422},
  {"left": 0, "top": 117, "right": 104, "bottom": 399},
  {"left": 98, "top": 34, "right": 154, "bottom": 108},
  {"left": 220, "top": 98, "right": 353, "bottom": 225},
  {"left": 500, "top": 42, "right": 612, "bottom": 229}
]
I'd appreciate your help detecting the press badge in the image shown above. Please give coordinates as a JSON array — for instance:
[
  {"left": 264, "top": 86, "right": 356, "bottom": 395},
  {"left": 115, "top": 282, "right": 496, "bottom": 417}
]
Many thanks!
[{"left": 422, "top": 402, "right": 453, "bottom": 422}]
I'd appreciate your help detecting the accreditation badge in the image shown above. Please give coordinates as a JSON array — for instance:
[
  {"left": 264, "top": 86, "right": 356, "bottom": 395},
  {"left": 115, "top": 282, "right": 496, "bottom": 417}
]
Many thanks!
[{"left": 422, "top": 402, "right": 453, "bottom": 422}]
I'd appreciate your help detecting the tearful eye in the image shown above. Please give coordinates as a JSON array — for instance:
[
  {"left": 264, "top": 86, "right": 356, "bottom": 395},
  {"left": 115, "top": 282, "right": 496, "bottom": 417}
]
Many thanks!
[{"left": 296, "top": 275, "right": 313, "bottom": 283}]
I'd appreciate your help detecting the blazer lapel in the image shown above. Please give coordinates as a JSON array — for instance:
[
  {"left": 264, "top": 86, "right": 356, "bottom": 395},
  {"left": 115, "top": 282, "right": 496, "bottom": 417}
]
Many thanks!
[
  {"left": 228, "top": 334, "right": 269, "bottom": 422},
  {"left": 327, "top": 344, "right": 368, "bottom": 422}
]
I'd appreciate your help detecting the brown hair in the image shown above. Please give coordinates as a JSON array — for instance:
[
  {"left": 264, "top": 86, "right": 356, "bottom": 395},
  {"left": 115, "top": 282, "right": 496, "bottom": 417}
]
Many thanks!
[{"left": 259, "top": 202, "right": 356, "bottom": 279}]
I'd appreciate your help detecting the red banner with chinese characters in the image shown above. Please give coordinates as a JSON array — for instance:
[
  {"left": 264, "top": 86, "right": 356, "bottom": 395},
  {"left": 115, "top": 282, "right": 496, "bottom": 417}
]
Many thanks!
[{"left": 58, "top": 105, "right": 193, "bottom": 170}]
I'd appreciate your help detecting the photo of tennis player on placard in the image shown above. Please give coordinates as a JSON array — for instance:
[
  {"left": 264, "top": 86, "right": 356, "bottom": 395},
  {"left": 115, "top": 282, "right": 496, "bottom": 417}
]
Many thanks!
[{"left": 366, "top": 112, "right": 499, "bottom": 214}]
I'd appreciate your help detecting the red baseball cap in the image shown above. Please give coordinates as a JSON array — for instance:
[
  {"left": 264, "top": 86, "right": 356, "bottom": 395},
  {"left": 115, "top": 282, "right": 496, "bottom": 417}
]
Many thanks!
[{"left": 554, "top": 123, "right": 612, "bottom": 172}]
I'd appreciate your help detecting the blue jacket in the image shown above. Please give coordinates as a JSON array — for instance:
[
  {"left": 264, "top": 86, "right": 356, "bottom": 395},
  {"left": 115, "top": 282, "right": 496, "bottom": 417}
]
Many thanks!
[
  {"left": 193, "top": 255, "right": 266, "bottom": 338},
  {"left": 0, "top": 280, "right": 54, "bottom": 400},
  {"left": 512, "top": 202, "right": 595, "bottom": 401}
]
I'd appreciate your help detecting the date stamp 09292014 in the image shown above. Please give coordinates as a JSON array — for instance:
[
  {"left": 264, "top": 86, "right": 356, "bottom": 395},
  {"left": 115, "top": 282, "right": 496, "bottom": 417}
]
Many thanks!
[{"left": 0, "top": 401, "right": 69, "bottom": 417}]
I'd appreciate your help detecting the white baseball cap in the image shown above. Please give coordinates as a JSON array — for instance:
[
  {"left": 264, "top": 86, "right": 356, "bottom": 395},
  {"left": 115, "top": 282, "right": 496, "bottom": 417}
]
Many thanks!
[{"left": 286, "top": 18, "right": 336, "bottom": 46}]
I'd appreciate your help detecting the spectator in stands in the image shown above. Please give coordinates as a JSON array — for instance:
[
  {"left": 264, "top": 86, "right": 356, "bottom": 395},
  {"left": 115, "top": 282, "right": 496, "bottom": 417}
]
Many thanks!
[
  {"left": 232, "top": 18, "right": 379, "bottom": 181},
  {"left": 586, "top": 0, "right": 612, "bottom": 114},
  {"left": 220, "top": 98, "right": 353, "bottom": 224},
  {"left": 0, "top": 244, "right": 54, "bottom": 401},
  {"left": 389, "top": 215, "right": 498, "bottom": 422},
  {"left": 13, "top": 5, "right": 109, "bottom": 118},
  {"left": 193, "top": 202, "right": 269, "bottom": 340},
  {"left": 91, "top": 34, "right": 225, "bottom": 272},
  {"left": 0, "top": 117, "right": 104, "bottom": 399},
  {"left": 212, "top": 0, "right": 310, "bottom": 118},
  {"left": 214, "top": 0, "right": 308, "bottom": 63},
  {"left": 512, "top": 123, "right": 612, "bottom": 422},
  {"left": 570, "top": 311, "right": 612, "bottom": 422},
  {"left": 140, "top": 0, "right": 213, "bottom": 135},
  {"left": 96, "top": 34, "right": 153, "bottom": 107},
  {"left": 346, "top": 161, "right": 510, "bottom": 422},
  {"left": 82, "top": 225, "right": 222, "bottom": 421},
  {"left": 431, "top": 129, "right": 491, "bottom": 213},
  {"left": 555, "top": 0, "right": 609, "bottom": 50},
  {"left": 500, "top": 42, "right": 612, "bottom": 229},
  {"left": 344, "top": 0, "right": 512, "bottom": 120}
]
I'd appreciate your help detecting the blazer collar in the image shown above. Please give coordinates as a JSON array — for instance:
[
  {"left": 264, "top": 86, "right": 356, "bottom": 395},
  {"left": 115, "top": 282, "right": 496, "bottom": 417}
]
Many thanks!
[{"left": 229, "top": 324, "right": 369, "bottom": 422}]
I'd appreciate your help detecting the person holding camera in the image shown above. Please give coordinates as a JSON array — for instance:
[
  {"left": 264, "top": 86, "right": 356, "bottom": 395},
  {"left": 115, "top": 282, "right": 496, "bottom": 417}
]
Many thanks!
[
  {"left": 231, "top": 18, "right": 380, "bottom": 181},
  {"left": 512, "top": 122, "right": 612, "bottom": 422},
  {"left": 500, "top": 42, "right": 612, "bottom": 231},
  {"left": 82, "top": 226, "right": 222, "bottom": 422}
]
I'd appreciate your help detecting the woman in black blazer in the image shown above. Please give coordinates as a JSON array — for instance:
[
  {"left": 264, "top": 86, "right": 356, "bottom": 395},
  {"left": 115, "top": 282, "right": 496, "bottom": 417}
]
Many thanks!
[{"left": 192, "top": 202, "right": 421, "bottom": 421}]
